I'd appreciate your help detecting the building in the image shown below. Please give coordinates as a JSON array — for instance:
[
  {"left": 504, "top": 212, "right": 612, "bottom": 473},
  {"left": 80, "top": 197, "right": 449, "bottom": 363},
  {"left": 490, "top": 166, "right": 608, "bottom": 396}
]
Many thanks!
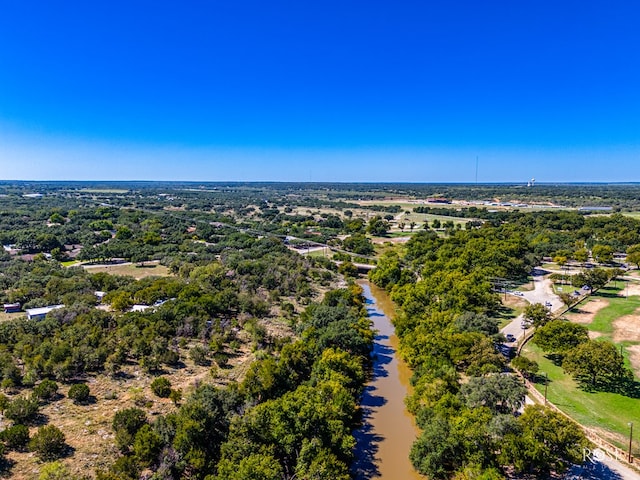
[
  {"left": 26, "top": 305, "right": 64, "bottom": 320},
  {"left": 3, "top": 303, "right": 21, "bottom": 314}
]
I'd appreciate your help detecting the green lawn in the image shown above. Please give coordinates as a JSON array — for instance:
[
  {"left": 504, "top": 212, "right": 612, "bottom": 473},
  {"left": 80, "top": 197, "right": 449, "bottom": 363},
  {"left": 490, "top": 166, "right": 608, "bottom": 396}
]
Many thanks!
[
  {"left": 522, "top": 283, "right": 640, "bottom": 453},
  {"left": 524, "top": 343, "right": 640, "bottom": 453},
  {"left": 566, "top": 285, "right": 640, "bottom": 337}
]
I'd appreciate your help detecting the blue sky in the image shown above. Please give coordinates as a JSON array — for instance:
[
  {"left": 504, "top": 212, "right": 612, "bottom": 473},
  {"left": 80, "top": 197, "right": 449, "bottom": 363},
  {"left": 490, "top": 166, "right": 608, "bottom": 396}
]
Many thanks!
[{"left": 1, "top": 1, "right": 639, "bottom": 182}]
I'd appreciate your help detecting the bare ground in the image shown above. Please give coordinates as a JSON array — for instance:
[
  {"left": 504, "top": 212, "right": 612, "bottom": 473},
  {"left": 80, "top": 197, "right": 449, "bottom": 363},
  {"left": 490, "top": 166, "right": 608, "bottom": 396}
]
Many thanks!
[
  {"left": 620, "top": 282, "right": 640, "bottom": 297},
  {"left": 612, "top": 309, "right": 640, "bottom": 343},
  {"left": 627, "top": 345, "right": 640, "bottom": 379},
  {"left": 567, "top": 298, "right": 610, "bottom": 324}
]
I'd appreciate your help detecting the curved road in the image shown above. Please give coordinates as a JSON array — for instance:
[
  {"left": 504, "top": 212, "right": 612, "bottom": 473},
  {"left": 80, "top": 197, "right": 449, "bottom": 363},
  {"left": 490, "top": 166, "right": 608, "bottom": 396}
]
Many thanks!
[{"left": 501, "top": 267, "right": 562, "bottom": 342}]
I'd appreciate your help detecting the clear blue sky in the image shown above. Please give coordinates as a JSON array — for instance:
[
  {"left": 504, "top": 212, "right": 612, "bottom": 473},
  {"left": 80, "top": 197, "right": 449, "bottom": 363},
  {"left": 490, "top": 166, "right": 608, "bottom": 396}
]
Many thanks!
[{"left": 1, "top": 1, "right": 639, "bottom": 182}]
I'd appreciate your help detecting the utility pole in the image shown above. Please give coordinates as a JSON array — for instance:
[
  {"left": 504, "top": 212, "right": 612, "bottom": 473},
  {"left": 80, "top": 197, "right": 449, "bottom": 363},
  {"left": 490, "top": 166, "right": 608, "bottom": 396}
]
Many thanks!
[{"left": 629, "top": 422, "right": 634, "bottom": 463}]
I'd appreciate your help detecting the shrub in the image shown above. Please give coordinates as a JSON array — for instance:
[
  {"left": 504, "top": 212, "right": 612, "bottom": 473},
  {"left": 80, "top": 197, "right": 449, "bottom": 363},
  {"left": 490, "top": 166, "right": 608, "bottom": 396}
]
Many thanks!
[
  {"left": 38, "top": 461, "right": 73, "bottom": 480},
  {"left": 0, "top": 424, "right": 30, "bottom": 451},
  {"left": 189, "top": 345, "right": 210, "bottom": 366},
  {"left": 112, "top": 408, "right": 147, "bottom": 451},
  {"left": 132, "top": 424, "right": 162, "bottom": 467},
  {"left": 4, "top": 396, "right": 39, "bottom": 424},
  {"left": 150, "top": 377, "right": 172, "bottom": 398},
  {"left": 34, "top": 379, "right": 59, "bottom": 401},
  {"left": 68, "top": 383, "right": 91, "bottom": 404},
  {"left": 169, "top": 388, "right": 182, "bottom": 406},
  {"left": 29, "top": 425, "right": 66, "bottom": 460}
]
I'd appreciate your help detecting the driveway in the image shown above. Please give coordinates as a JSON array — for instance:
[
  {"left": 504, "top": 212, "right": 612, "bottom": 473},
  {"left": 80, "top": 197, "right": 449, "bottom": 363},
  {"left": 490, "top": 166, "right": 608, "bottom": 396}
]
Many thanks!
[{"left": 501, "top": 268, "right": 563, "bottom": 344}]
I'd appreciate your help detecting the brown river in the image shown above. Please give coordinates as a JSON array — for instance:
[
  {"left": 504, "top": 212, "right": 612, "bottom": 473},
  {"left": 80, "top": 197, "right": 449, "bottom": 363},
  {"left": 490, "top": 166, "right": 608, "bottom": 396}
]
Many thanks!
[{"left": 353, "top": 281, "right": 424, "bottom": 479}]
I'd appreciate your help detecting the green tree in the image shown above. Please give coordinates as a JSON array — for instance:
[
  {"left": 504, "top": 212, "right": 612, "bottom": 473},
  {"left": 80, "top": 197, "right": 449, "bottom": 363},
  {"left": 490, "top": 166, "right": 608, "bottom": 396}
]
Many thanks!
[
  {"left": 216, "top": 453, "right": 284, "bottom": 480},
  {"left": 552, "top": 255, "right": 567, "bottom": 267},
  {"left": 533, "top": 320, "right": 588, "bottom": 355},
  {"left": 49, "top": 213, "right": 65, "bottom": 225},
  {"left": 133, "top": 424, "right": 162, "bottom": 467},
  {"left": 523, "top": 303, "right": 551, "bottom": 328},
  {"left": 341, "top": 234, "right": 374, "bottom": 256},
  {"left": 499, "top": 405, "right": 588, "bottom": 475},
  {"left": 562, "top": 340, "right": 632, "bottom": 391},
  {"left": 38, "top": 461, "right": 75, "bottom": 480},
  {"left": 0, "top": 424, "right": 30, "bottom": 451},
  {"left": 366, "top": 216, "right": 390, "bottom": 236},
  {"left": 4, "top": 396, "right": 39, "bottom": 424},
  {"left": 112, "top": 407, "right": 147, "bottom": 452},
  {"left": 169, "top": 388, "right": 183, "bottom": 406},
  {"left": 573, "top": 248, "right": 589, "bottom": 264},
  {"left": 33, "top": 379, "right": 59, "bottom": 402},
  {"left": 150, "top": 377, "right": 172, "bottom": 398},
  {"left": 627, "top": 249, "right": 640, "bottom": 269},
  {"left": 592, "top": 244, "right": 614, "bottom": 263},
  {"left": 511, "top": 355, "right": 539, "bottom": 379},
  {"left": 369, "top": 251, "right": 402, "bottom": 289},
  {"left": 68, "top": 383, "right": 91, "bottom": 404},
  {"left": 29, "top": 425, "right": 66, "bottom": 461},
  {"left": 460, "top": 374, "right": 526, "bottom": 415},
  {"left": 337, "top": 261, "right": 358, "bottom": 278}
]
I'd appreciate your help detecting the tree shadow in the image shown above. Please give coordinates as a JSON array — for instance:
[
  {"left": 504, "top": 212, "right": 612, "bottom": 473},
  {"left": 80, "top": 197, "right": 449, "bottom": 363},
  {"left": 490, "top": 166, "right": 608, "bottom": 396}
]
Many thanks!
[
  {"left": 352, "top": 384, "right": 385, "bottom": 479},
  {"left": 0, "top": 457, "right": 15, "bottom": 477},
  {"left": 544, "top": 353, "right": 565, "bottom": 366},
  {"left": 566, "top": 461, "right": 625, "bottom": 480},
  {"left": 575, "top": 377, "right": 640, "bottom": 399}
]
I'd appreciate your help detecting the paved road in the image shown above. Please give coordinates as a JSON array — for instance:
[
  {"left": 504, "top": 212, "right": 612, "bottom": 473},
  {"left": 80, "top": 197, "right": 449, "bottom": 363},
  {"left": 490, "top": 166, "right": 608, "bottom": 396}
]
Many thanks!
[
  {"left": 500, "top": 269, "right": 639, "bottom": 479},
  {"left": 565, "top": 449, "right": 640, "bottom": 479},
  {"left": 501, "top": 267, "right": 562, "bottom": 343}
]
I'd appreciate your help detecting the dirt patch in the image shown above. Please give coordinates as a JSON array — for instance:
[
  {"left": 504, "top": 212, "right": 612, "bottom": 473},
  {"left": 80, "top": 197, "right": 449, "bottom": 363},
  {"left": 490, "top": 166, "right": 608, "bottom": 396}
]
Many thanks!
[
  {"left": 627, "top": 344, "right": 640, "bottom": 379},
  {"left": 612, "top": 309, "right": 640, "bottom": 343},
  {"left": 588, "top": 331, "right": 603, "bottom": 339},
  {"left": 502, "top": 295, "right": 529, "bottom": 310},
  {"left": 620, "top": 282, "right": 640, "bottom": 297},
  {"left": 567, "top": 298, "right": 610, "bottom": 325},
  {"left": 82, "top": 260, "right": 171, "bottom": 279}
]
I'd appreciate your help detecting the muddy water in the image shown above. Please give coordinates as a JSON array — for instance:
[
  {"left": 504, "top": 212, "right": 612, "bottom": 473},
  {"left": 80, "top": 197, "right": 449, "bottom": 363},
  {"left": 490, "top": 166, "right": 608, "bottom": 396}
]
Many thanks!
[{"left": 353, "top": 281, "right": 424, "bottom": 479}]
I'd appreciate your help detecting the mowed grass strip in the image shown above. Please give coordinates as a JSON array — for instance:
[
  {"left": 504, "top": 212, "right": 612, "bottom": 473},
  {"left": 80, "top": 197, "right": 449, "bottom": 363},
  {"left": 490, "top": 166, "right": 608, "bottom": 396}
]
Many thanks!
[{"left": 524, "top": 343, "right": 640, "bottom": 453}]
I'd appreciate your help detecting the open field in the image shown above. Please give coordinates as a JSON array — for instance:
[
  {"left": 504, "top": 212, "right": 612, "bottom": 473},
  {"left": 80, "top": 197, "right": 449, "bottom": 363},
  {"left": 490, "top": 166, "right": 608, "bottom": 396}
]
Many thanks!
[
  {"left": 81, "top": 261, "right": 171, "bottom": 279},
  {"left": 521, "top": 283, "right": 640, "bottom": 456},
  {"left": 525, "top": 343, "right": 640, "bottom": 454},
  {"left": 566, "top": 286, "right": 640, "bottom": 336},
  {"left": 0, "top": 311, "right": 24, "bottom": 323}
]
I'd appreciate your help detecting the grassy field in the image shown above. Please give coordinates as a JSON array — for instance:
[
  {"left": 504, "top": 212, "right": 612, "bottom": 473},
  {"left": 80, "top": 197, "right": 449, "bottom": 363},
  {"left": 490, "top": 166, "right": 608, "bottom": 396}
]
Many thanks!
[
  {"left": 0, "top": 311, "right": 24, "bottom": 323},
  {"left": 82, "top": 261, "right": 171, "bottom": 279},
  {"left": 566, "top": 285, "right": 640, "bottom": 337},
  {"left": 525, "top": 342, "right": 640, "bottom": 453},
  {"left": 522, "top": 284, "right": 640, "bottom": 453}
]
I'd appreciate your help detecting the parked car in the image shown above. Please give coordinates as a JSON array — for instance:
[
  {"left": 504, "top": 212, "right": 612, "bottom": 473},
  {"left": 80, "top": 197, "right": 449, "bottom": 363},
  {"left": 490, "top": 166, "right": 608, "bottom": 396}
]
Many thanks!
[
  {"left": 506, "top": 334, "right": 516, "bottom": 342},
  {"left": 544, "top": 301, "right": 552, "bottom": 307}
]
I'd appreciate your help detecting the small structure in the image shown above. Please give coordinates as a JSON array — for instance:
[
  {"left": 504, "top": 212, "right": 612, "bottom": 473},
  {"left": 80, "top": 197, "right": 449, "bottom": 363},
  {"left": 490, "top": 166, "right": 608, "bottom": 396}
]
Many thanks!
[
  {"left": 3, "top": 303, "right": 20, "bottom": 314},
  {"left": 94, "top": 291, "right": 106, "bottom": 303},
  {"left": 26, "top": 304, "right": 64, "bottom": 320},
  {"left": 131, "top": 304, "right": 151, "bottom": 312}
]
